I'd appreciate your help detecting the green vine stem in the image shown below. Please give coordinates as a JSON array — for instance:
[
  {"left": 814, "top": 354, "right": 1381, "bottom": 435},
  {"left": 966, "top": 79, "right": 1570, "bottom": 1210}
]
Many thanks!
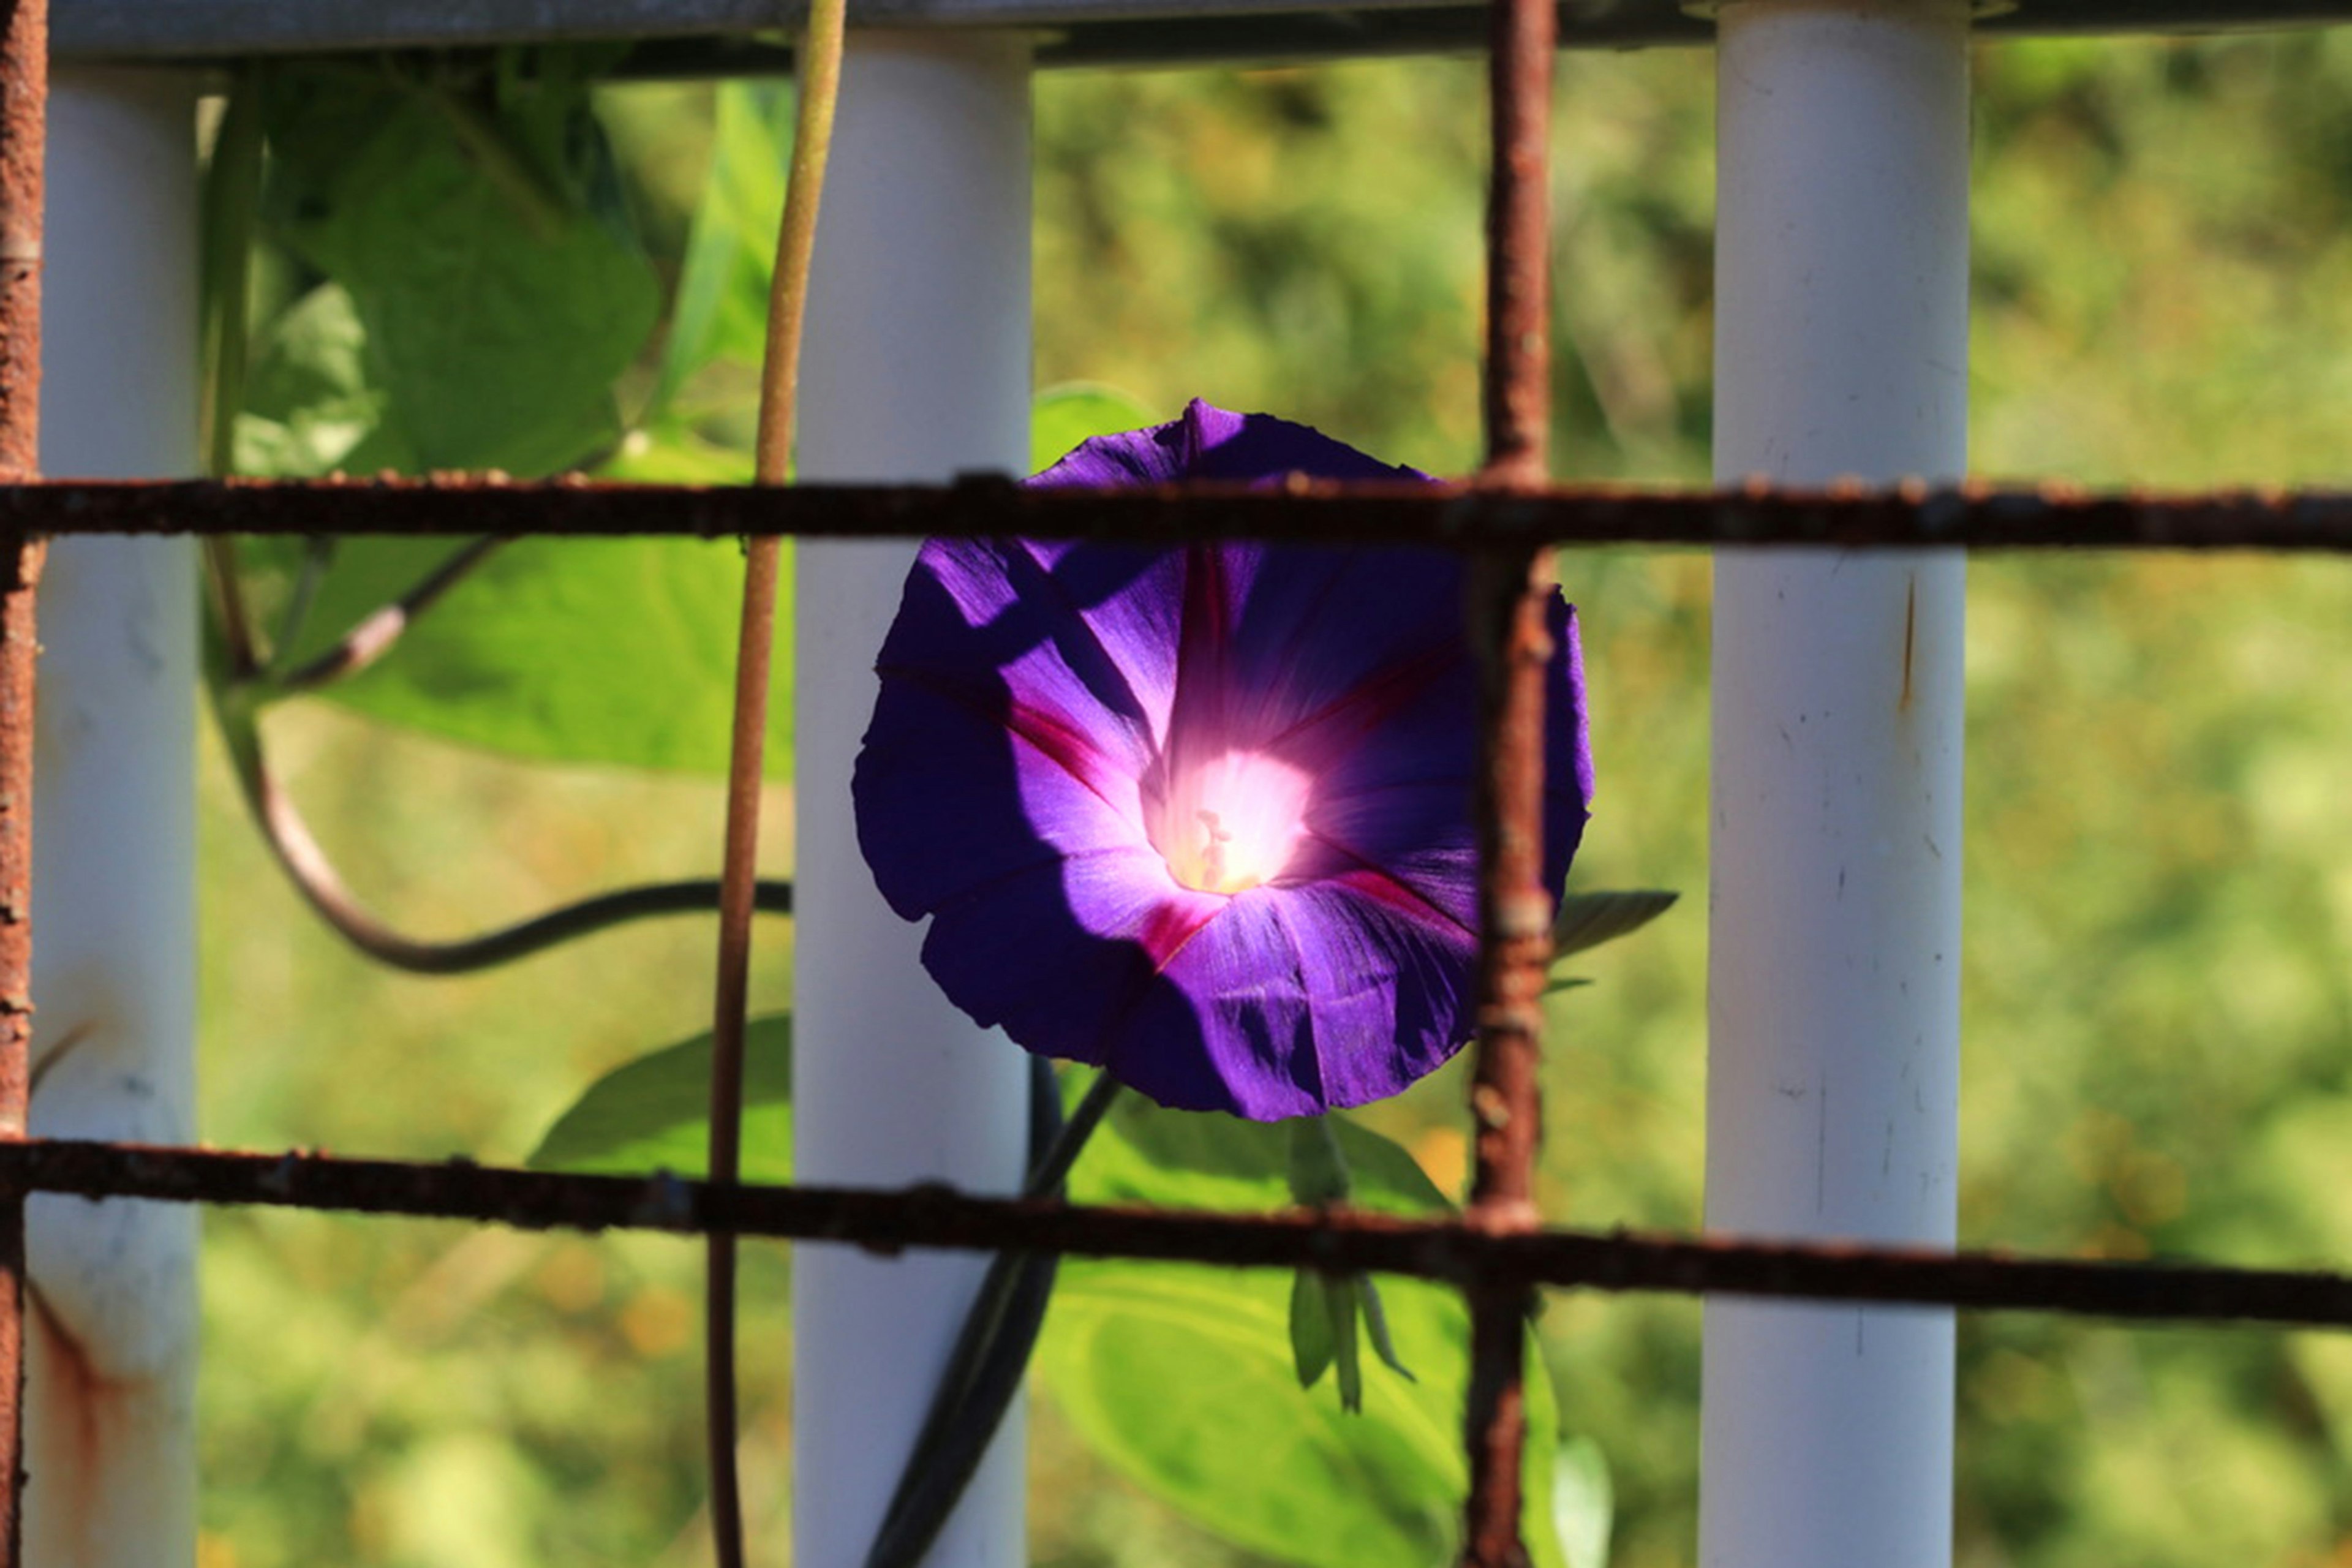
[
  {"left": 267, "top": 535, "right": 505, "bottom": 691},
  {"left": 212, "top": 688, "right": 794, "bottom": 974},
  {"left": 270, "top": 536, "right": 335, "bottom": 673},
  {"left": 706, "top": 0, "right": 850, "bottom": 1561},
  {"left": 200, "top": 530, "right": 797, "bottom": 973}
]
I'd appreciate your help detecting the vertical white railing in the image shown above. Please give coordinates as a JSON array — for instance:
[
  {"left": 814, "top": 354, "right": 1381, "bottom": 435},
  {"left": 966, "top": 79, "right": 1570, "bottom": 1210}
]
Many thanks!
[
  {"left": 794, "top": 33, "right": 1035, "bottom": 1568},
  {"left": 1702, "top": 5, "right": 1970, "bottom": 1568},
  {"left": 29, "top": 70, "right": 200, "bottom": 1568}
]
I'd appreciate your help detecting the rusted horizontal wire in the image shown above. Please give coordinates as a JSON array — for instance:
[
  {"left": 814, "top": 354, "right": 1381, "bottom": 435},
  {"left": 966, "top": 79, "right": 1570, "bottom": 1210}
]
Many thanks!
[
  {"left": 12, "top": 475, "right": 2352, "bottom": 551},
  {"left": 13, "top": 1136, "right": 2352, "bottom": 1329}
]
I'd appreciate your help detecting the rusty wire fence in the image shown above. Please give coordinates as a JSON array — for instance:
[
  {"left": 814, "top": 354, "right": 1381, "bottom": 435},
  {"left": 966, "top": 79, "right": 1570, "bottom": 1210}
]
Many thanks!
[{"left": 4, "top": 0, "right": 2352, "bottom": 1563}]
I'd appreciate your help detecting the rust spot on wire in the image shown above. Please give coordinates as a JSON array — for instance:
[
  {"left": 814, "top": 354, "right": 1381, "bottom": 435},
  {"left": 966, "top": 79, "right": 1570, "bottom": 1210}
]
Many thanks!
[{"left": 11, "top": 475, "right": 2352, "bottom": 552}]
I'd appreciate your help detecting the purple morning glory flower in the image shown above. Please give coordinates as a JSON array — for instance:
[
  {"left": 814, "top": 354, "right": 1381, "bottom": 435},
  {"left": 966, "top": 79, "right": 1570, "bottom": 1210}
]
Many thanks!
[{"left": 853, "top": 400, "right": 1592, "bottom": 1121}]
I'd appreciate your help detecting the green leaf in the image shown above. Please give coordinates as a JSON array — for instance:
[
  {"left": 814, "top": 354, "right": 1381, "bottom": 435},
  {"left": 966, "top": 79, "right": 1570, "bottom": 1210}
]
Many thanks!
[
  {"left": 1055, "top": 1095, "right": 1559, "bottom": 1565},
  {"left": 233, "top": 284, "right": 410, "bottom": 478},
  {"left": 247, "top": 534, "right": 794, "bottom": 774},
  {"left": 1328, "top": 1273, "right": 1365, "bottom": 1414},
  {"left": 1289, "top": 1268, "right": 1338, "bottom": 1389},
  {"left": 1357, "top": 1276, "right": 1415, "bottom": 1382},
  {"left": 1072, "top": 1091, "right": 1450, "bottom": 1218},
  {"left": 526, "top": 1014, "right": 793, "bottom": 1182},
  {"left": 598, "top": 420, "right": 758, "bottom": 484},
  {"left": 1030, "top": 382, "right": 1158, "bottom": 475},
  {"left": 259, "top": 58, "right": 658, "bottom": 475},
  {"left": 650, "top": 81, "right": 793, "bottom": 418},
  {"left": 1551, "top": 1436, "right": 1614, "bottom": 1568},
  {"left": 1287, "top": 1269, "right": 1393, "bottom": 1415},
  {"left": 1037, "top": 1260, "right": 1564, "bottom": 1568},
  {"left": 228, "top": 61, "right": 760, "bottom": 774},
  {"left": 1550, "top": 890, "right": 1679, "bottom": 960},
  {"left": 1040, "top": 1264, "right": 1458, "bottom": 1564}
]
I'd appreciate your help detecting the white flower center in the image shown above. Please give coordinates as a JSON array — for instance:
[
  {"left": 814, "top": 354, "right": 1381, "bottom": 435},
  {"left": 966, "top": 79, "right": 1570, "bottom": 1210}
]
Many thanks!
[{"left": 1147, "top": 750, "right": 1312, "bottom": 895}]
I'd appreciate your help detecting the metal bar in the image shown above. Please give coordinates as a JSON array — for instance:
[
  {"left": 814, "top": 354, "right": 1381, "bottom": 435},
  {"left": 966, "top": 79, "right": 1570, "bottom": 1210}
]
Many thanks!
[
  {"left": 794, "top": 34, "right": 1036, "bottom": 1568},
  {"left": 0, "top": 0, "right": 43, "bottom": 1559},
  {"left": 1703, "top": 10, "right": 1972, "bottom": 1567},
  {"left": 17, "top": 477, "right": 2352, "bottom": 550},
  {"left": 33, "top": 75, "right": 204, "bottom": 1568},
  {"left": 8, "top": 1137, "right": 2352, "bottom": 1328},
  {"left": 1461, "top": 0, "right": 1553, "bottom": 1550},
  {"left": 45, "top": 0, "right": 2352, "bottom": 71}
]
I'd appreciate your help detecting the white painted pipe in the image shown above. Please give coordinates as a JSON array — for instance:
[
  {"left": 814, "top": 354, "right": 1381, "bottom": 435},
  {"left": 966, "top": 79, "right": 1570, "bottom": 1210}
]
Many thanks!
[
  {"left": 1703, "top": 7, "right": 1969, "bottom": 1568},
  {"left": 29, "top": 70, "right": 200, "bottom": 1568},
  {"left": 794, "top": 34, "right": 1033, "bottom": 1568}
]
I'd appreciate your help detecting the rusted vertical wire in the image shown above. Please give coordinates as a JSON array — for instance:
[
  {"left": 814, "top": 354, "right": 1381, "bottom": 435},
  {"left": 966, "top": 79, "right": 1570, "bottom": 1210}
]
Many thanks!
[
  {"left": 1480, "top": 0, "right": 1552, "bottom": 489},
  {"left": 1460, "top": 526, "right": 1555, "bottom": 1568},
  {"left": 0, "top": 545, "right": 29, "bottom": 1568},
  {"left": 0, "top": 1, "right": 41, "bottom": 1561},
  {"left": 1463, "top": 0, "right": 1554, "bottom": 1556}
]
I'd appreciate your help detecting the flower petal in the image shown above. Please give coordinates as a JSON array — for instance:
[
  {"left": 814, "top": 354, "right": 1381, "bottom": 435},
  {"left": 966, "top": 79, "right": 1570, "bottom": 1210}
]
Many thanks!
[
  {"left": 1271, "top": 879, "right": 1482, "bottom": 1110},
  {"left": 1109, "top": 892, "right": 1317, "bottom": 1115},
  {"left": 855, "top": 676, "right": 1144, "bottom": 921},
  {"left": 1289, "top": 788, "right": 1481, "bottom": 929},
  {"left": 1543, "top": 601, "right": 1595, "bottom": 891},
  {"left": 918, "top": 848, "right": 1224, "bottom": 1069},
  {"left": 1031, "top": 398, "right": 1423, "bottom": 489},
  {"left": 1103, "top": 878, "right": 1480, "bottom": 1119},
  {"left": 1213, "top": 546, "right": 1473, "bottom": 744},
  {"left": 880, "top": 537, "right": 1183, "bottom": 772}
]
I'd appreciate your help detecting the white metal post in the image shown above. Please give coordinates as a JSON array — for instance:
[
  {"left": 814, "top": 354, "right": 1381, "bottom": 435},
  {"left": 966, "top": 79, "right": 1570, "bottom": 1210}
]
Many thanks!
[
  {"left": 29, "top": 70, "right": 200, "bottom": 1568},
  {"left": 793, "top": 33, "right": 1033, "bottom": 1568},
  {"left": 1703, "top": 6, "right": 1969, "bottom": 1568}
]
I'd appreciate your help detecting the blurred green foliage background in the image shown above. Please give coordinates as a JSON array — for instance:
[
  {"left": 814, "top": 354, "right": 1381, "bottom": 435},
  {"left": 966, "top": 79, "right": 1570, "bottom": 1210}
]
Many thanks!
[{"left": 197, "top": 23, "right": 2352, "bottom": 1568}]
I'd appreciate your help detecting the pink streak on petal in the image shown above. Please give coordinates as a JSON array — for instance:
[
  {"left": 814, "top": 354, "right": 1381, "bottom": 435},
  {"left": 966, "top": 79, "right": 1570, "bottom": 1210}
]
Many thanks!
[
  {"left": 887, "top": 664, "right": 1147, "bottom": 840},
  {"left": 1001, "top": 696, "right": 1141, "bottom": 821},
  {"left": 1260, "top": 642, "right": 1462, "bottom": 767},
  {"left": 1169, "top": 546, "right": 1234, "bottom": 737},
  {"left": 1136, "top": 894, "right": 1226, "bottom": 970},
  {"left": 1295, "top": 845, "right": 1477, "bottom": 941},
  {"left": 1008, "top": 539, "right": 1181, "bottom": 742}
]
